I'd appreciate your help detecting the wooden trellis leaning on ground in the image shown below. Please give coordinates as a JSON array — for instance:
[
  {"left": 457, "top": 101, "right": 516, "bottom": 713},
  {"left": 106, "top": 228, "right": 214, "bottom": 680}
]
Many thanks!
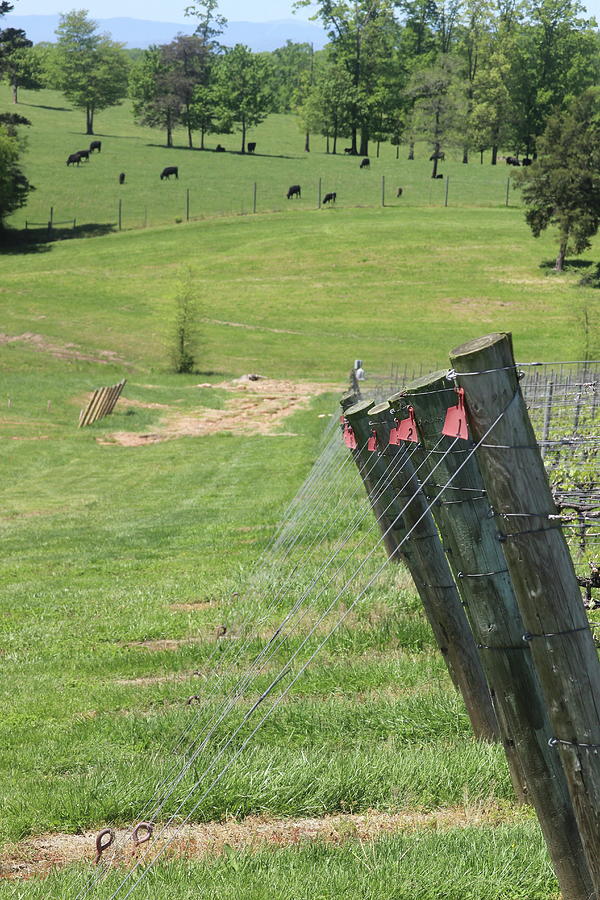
[{"left": 79, "top": 379, "right": 126, "bottom": 427}]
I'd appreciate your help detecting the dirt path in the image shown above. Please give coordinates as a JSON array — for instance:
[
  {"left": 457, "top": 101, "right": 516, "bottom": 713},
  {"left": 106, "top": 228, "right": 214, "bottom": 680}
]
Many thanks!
[
  {"left": 104, "top": 376, "right": 339, "bottom": 447},
  {"left": 0, "top": 804, "right": 526, "bottom": 880}
]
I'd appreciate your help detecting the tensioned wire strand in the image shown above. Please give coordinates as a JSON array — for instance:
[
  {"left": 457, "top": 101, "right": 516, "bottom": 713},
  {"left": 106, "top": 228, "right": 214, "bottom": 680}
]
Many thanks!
[
  {"left": 86, "top": 435, "right": 450, "bottom": 899},
  {"left": 102, "top": 427, "right": 476, "bottom": 900},
  {"left": 83, "top": 440, "right": 418, "bottom": 886},
  {"left": 80, "top": 439, "right": 422, "bottom": 893},
  {"left": 77, "top": 433, "right": 404, "bottom": 889}
]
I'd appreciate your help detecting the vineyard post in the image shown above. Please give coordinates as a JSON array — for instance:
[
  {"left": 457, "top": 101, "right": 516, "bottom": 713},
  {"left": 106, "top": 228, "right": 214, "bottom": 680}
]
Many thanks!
[
  {"left": 344, "top": 399, "right": 499, "bottom": 743},
  {"left": 397, "top": 371, "right": 594, "bottom": 898},
  {"left": 450, "top": 331, "right": 600, "bottom": 897}
]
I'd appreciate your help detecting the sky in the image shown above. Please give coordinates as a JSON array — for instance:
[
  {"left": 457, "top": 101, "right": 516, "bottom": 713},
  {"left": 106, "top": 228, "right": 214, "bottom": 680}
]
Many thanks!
[
  {"left": 5, "top": 0, "right": 600, "bottom": 24},
  {"left": 7, "top": 0, "right": 314, "bottom": 22}
]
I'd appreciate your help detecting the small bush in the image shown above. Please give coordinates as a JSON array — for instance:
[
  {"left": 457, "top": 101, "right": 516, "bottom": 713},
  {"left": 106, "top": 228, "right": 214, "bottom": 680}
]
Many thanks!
[{"left": 170, "top": 267, "right": 200, "bottom": 373}]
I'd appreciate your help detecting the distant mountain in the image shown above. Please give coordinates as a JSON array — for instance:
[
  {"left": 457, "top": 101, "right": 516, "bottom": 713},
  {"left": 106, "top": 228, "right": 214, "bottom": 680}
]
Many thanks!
[{"left": 3, "top": 14, "right": 328, "bottom": 51}]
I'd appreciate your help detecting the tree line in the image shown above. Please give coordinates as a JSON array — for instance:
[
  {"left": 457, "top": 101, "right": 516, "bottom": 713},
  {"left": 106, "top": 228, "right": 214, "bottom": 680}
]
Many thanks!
[{"left": 2, "top": 0, "right": 599, "bottom": 159}]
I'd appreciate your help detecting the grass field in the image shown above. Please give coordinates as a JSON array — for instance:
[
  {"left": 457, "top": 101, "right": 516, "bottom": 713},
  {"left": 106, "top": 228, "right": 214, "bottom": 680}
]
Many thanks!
[
  {"left": 3, "top": 86, "right": 522, "bottom": 232},
  {"left": 1, "top": 87, "right": 599, "bottom": 897}
]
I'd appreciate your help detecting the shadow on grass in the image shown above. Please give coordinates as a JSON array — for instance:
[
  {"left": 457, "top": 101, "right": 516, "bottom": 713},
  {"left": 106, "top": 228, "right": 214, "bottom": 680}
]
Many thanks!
[
  {"left": 539, "top": 259, "right": 594, "bottom": 270},
  {"left": 144, "top": 143, "right": 302, "bottom": 160},
  {"left": 0, "top": 223, "right": 116, "bottom": 254},
  {"left": 21, "top": 102, "right": 71, "bottom": 111}
]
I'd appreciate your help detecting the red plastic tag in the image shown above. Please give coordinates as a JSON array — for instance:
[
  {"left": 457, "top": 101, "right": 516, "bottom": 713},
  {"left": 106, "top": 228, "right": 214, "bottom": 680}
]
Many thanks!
[
  {"left": 342, "top": 419, "right": 357, "bottom": 449},
  {"left": 442, "top": 388, "right": 469, "bottom": 440},
  {"left": 367, "top": 430, "right": 377, "bottom": 452},
  {"left": 389, "top": 420, "right": 400, "bottom": 446},
  {"left": 396, "top": 406, "right": 419, "bottom": 442}
]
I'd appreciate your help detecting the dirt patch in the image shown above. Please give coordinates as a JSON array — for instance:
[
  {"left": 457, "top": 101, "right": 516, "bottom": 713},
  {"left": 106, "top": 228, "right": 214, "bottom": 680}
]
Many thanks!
[
  {"left": 0, "top": 804, "right": 526, "bottom": 880},
  {"left": 102, "top": 377, "right": 339, "bottom": 446},
  {"left": 0, "top": 333, "right": 130, "bottom": 367},
  {"left": 170, "top": 601, "right": 214, "bottom": 612}
]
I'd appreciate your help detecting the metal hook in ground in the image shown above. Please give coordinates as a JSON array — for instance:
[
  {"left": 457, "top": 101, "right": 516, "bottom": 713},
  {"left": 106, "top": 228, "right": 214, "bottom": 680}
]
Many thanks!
[
  {"left": 132, "top": 822, "right": 154, "bottom": 856},
  {"left": 94, "top": 828, "right": 115, "bottom": 865}
]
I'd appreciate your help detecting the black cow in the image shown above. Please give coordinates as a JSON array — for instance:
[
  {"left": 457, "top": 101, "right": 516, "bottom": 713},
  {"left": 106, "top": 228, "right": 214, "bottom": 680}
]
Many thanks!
[
  {"left": 77, "top": 149, "right": 90, "bottom": 162},
  {"left": 522, "top": 157, "right": 532, "bottom": 166},
  {"left": 247, "top": 142, "right": 256, "bottom": 153},
  {"left": 67, "top": 152, "right": 82, "bottom": 166},
  {"left": 287, "top": 184, "right": 301, "bottom": 199},
  {"left": 429, "top": 151, "right": 445, "bottom": 161},
  {"left": 344, "top": 147, "right": 354, "bottom": 154},
  {"left": 161, "top": 166, "right": 178, "bottom": 180},
  {"left": 433, "top": 173, "right": 443, "bottom": 179},
  {"left": 360, "top": 158, "right": 370, "bottom": 169},
  {"left": 396, "top": 187, "right": 403, "bottom": 198},
  {"left": 322, "top": 192, "right": 336, "bottom": 205},
  {"left": 89, "top": 140, "right": 101, "bottom": 153},
  {"left": 119, "top": 172, "right": 126, "bottom": 184},
  {"left": 215, "top": 144, "right": 226, "bottom": 152},
  {"left": 506, "top": 156, "right": 520, "bottom": 166}
]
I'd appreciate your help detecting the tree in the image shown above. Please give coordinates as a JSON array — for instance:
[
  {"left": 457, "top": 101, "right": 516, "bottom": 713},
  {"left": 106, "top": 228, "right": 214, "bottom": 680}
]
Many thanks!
[
  {"left": 0, "top": 120, "right": 33, "bottom": 227},
  {"left": 130, "top": 46, "right": 182, "bottom": 147},
  {"left": 0, "top": 28, "right": 43, "bottom": 103},
  {"left": 51, "top": 11, "right": 129, "bottom": 135},
  {"left": 294, "top": 0, "right": 397, "bottom": 155},
  {"left": 516, "top": 88, "right": 600, "bottom": 271},
  {"left": 408, "top": 54, "right": 462, "bottom": 175},
  {"left": 213, "top": 45, "right": 274, "bottom": 153},
  {"left": 271, "top": 41, "right": 314, "bottom": 113},
  {"left": 297, "top": 50, "right": 353, "bottom": 153},
  {"left": 162, "top": 35, "right": 211, "bottom": 148},
  {"left": 170, "top": 268, "right": 200, "bottom": 373}
]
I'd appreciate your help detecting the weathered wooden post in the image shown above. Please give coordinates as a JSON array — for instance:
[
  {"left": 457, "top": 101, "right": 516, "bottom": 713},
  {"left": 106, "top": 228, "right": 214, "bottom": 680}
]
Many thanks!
[
  {"left": 394, "top": 372, "right": 594, "bottom": 899},
  {"left": 343, "top": 399, "right": 499, "bottom": 743},
  {"left": 450, "top": 332, "right": 600, "bottom": 897}
]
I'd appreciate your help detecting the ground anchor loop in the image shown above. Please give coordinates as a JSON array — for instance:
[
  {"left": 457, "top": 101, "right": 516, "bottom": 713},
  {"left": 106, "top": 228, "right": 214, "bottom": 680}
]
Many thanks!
[
  {"left": 132, "top": 821, "right": 154, "bottom": 857},
  {"left": 94, "top": 828, "right": 115, "bottom": 865}
]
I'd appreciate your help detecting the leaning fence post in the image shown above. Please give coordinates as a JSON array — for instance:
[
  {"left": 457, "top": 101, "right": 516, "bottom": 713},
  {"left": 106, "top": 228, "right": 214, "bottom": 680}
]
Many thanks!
[
  {"left": 444, "top": 176, "right": 449, "bottom": 207},
  {"left": 450, "top": 331, "right": 600, "bottom": 896},
  {"left": 343, "top": 399, "right": 499, "bottom": 743},
  {"left": 396, "top": 371, "right": 594, "bottom": 898}
]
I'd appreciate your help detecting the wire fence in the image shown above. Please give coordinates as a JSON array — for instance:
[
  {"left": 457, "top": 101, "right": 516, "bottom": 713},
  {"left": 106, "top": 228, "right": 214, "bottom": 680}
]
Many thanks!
[{"left": 16, "top": 172, "right": 523, "bottom": 240}]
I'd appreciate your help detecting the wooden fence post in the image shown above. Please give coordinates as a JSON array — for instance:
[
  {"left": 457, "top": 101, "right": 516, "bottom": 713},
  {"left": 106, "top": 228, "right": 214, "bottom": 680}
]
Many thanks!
[
  {"left": 396, "top": 371, "right": 594, "bottom": 898},
  {"left": 450, "top": 332, "right": 600, "bottom": 897},
  {"left": 344, "top": 399, "right": 499, "bottom": 743}
]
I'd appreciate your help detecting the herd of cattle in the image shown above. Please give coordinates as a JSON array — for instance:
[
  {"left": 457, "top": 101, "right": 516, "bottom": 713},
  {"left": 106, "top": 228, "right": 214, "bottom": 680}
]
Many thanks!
[{"left": 64, "top": 138, "right": 531, "bottom": 205}]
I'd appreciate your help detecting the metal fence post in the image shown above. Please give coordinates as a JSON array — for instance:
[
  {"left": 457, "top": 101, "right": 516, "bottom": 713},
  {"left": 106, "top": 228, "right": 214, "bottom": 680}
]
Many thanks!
[
  {"left": 253, "top": 182, "right": 257, "bottom": 214},
  {"left": 444, "top": 176, "right": 450, "bottom": 207}
]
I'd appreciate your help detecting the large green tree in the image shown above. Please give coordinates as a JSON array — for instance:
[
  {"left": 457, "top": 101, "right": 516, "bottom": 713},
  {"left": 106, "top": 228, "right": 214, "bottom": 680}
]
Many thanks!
[
  {"left": 294, "top": 0, "right": 397, "bottom": 155},
  {"left": 130, "top": 45, "right": 182, "bottom": 147},
  {"left": 0, "top": 117, "right": 32, "bottom": 227},
  {"left": 213, "top": 45, "right": 274, "bottom": 153},
  {"left": 0, "top": 28, "right": 44, "bottom": 102},
  {"left": 516, "top": 88, "right": 600, "bottom": 270},
  {"left": 51, "top": 10, "right": 129, "bottom": 135},
  {"left": 408, "top": 53, "right": 462, "bottom": 175}
]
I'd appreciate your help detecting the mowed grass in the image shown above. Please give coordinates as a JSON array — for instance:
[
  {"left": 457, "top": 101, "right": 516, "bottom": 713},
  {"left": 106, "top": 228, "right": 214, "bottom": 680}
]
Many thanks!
[
  {"left": 3, "top": 85, "right": 521, "bottom": 231},
  {"left": 1, "top": 100, "right": 596, "bottom": 895}
]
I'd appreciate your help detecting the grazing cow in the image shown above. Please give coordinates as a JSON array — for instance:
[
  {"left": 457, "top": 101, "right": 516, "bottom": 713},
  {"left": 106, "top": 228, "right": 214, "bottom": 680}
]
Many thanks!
[
  {"left": 89, "top": 140, "right": 101, "bottom": 153},
  {"left": 215, "top": 144, "right": 226, "bottom": 152},
  {"left": 360, "top": 158, "right": 370, "bottom": 169},
  {"left": 344, "top": 147, "right": 354, "bottom": 154},
  {"left": 287, "top": 184, "right": 301, "bottom": 199},
  {"left": 396, "top": 187, "right": 403, "bottom": 198},
  {"left": 160, "top": 166, "right": 178, "bottom": 180},
  {"left": 67, "top": 152, "right": 82, "bottom": 166},
  {"left": 506, "top": 156, "right": 520, "bottom": 166},
  {"left": 322, "top": 192, "right": 336, "bottom": 205},
  {"left": 522, "top": 157, "right": 532, "bottom": 166},
  {"left": 247, "top": 142, "right": 256, "bottom": 153},
  {"left": 429, "top": 151, "right": 445, "bottom": 161},
  {"left": 77, "top": 149, "right": 90, "bottom": 162},
  {"left": 433, "top": 173, "right": 443, "bottom": 179},
  {"left": 119, "top": 172, "right": 126, "bottom": 184}
]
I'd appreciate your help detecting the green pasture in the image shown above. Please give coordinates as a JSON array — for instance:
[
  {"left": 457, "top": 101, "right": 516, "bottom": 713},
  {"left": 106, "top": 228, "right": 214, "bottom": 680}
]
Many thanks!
[
  {"left": 1, "top": 104, "right": 598, "bottom": 895},
  {"left": 3, "top": 86, "right": 520, "bottom": 232}
]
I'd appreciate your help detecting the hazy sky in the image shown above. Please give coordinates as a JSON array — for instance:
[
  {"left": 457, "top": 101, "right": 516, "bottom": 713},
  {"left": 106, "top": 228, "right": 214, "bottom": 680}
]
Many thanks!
[
  {"left": 6, "top": 0, "right": 600, "bottom": 23},
  {"left": 8, "top": 0, "right": 313, "bottom": 21}
]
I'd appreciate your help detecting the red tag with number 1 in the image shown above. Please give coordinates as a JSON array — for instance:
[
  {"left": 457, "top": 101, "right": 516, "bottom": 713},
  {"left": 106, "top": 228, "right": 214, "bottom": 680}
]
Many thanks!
[{"left": 442, "top": 388, "right": 469, "bottom": 440}]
